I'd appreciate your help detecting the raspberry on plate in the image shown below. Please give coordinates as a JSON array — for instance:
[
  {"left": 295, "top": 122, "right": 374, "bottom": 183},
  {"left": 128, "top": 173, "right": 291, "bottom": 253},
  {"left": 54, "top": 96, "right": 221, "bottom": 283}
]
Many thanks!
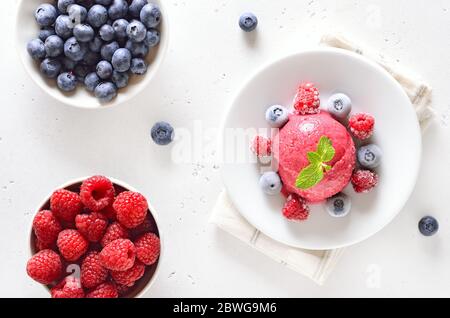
[
  {"left": 51, "top": 276, "right": 85, "bottom": 298},
  {"left": 293, "top": 82, "right": 320, "bottom": 115},
  {"left": 81, "top": 251, "right": 108, "bottom": 289},
  {"left": 50, "top": 189, "right": 83, "bottom": 222},
  {"left": 26, "top": 249, "right": 62, "bottom": 285},
  {"left": 135, "top": 233, "right": 160, "bottom": 265},
  {"left": 57, "top": 229, "right": 89, "bottom": 262},
  {"left": 348, "top": 113, "right": 375, "bottom": 140},
  {"left": 282, "top": 195, "right": 310, "bottom": 222},
  {"left": 35, "top": 238, "right": 55, "bottom": 251},
  {"left": 113, "top": 191, "right": 148, "bottom": 229},
  {"left": 351, "top": 170, "right": 379, "bottom": 193},
  {"left": 86, "top": 282, "right": 119, "bottom": 298},
  {"left": 111, "top": 261, "right": 145, "bottom": 287},
  {"left": 99, "top": 239, "right": 136, "bottom": 271},
  {"left": 32, "top": 210, "right": 62, "bottom": 246},
  {"left": 75, "top": 212, "right": 108, "bottom": 242},
  {"left": 80, "top": 176, "right": 115, "bottom": 212},
  {"left": 101, "top": 222, "right": 129, "bottom": 247},
  {"left": 250, "top": 136, "right": 272, "bottom": 158}
]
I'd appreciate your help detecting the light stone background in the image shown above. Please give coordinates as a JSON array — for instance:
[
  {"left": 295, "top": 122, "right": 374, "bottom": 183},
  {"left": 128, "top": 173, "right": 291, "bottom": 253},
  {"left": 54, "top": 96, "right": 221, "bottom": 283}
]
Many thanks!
[{"left": 1, "top": 0, "right": 449, "bottom": 297}]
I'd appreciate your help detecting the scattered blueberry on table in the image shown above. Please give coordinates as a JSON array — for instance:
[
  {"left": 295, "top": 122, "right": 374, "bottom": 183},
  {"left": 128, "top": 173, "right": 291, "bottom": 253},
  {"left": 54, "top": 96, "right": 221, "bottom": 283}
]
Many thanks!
[
  {"left": 239, "top": 12, "right": 258, "bottom": 32},
  {"left": 419, "top": 216, "right": 439, "bottom": 237},
  {"left": 151, "top": 122, "right": 174, "bottom": 146},
  {"left": 27, "top": 0, "right": 162, "bottom": 103},
  {"left": 259, "top": 172, "right": 282, "bottom": 195}
]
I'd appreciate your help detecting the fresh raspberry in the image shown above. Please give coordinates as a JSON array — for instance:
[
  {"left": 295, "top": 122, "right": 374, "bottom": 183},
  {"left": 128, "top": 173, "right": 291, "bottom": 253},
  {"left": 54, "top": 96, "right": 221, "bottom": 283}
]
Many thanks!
[
  {"left": 282, "top": 195, "right": 310, "bottom": 222},
  {"left": 113, "top": 191, "right": 148, "bottom": 229},
  {"left": 135, "top": 233, "right": 160, "bottom": 265},
  {"left": 99, "top": 239, "right": 136, "bottom": 271},
  {"left": 32, "top": 210, "right": 62, "bottom": 246},
  {"left": 35, "top": 238, "right": 55, "bottom": 251},
  {"left": 111, "top": 261, "right": 145, "bottom": 287},
  {"left": 101, "top": 222, "right": 129, "bottom": 247},
  {"left": 81, "top": 251, "right": 108, "bottom": 289},
  {"left": 26, "top": 249, "right": 62, "bottom": 284},
  {"left": 75, "top": 212, "right": 108, "bottom": 242},
  {"left": 293, "top": 82, "right": 320, "bottom": 114},
  {"left": 86, "top": 282, "right": 118, "bottom": 298},
  {"left": 348, "top": 113, "right": 375, "bottom": 140},
  {"left": 80, "top": 176, "right": 115, "bottom": 212},
  {"left": 51, "top": 276, "right": 85, "bottom": 298},
  {"left": 130, "top": 217, "right": 158, "bottom": 239},
  {"left": 50, "top": 189, "right": 83, "bottom": 222},
  {"left": 57, "top": 229, "right": 89, "bottom": 262},
  {"left": 100, "top": 205, "right": 117, "bottom": 221},
  {"left": 351, "top": 170, "right": 379, "bottom": 193},
  {"left": 250, "top": 136, "right": 272, "bottom": 157}
]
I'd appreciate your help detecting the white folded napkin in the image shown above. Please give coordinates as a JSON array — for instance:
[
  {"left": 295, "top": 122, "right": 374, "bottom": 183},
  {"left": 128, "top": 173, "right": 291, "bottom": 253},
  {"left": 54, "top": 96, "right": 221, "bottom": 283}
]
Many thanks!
[{"left": 210, "top": 34, "right": 434, "bottom": 285}]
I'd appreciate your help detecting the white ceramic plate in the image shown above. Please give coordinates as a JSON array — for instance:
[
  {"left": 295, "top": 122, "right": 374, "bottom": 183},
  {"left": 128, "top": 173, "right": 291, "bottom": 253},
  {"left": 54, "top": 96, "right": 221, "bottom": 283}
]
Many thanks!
[
  {"left": 15, "top": 0, "right": 169, "bottom": 109},
  {"left": 221, "top": 48, "right": 422, "bottom": 250}
]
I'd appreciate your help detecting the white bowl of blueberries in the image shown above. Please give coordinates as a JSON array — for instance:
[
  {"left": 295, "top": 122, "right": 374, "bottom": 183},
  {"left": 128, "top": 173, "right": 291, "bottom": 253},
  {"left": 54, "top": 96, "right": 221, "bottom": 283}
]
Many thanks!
[{"left": 16, "top": 0, "right": 168, "bottom": 109}]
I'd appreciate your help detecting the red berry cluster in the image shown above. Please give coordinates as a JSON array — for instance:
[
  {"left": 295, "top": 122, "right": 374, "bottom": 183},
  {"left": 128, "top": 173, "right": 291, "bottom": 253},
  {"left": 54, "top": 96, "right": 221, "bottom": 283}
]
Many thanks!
[{"left": 26, "top": 176, "right": 161, "bottom": 298}]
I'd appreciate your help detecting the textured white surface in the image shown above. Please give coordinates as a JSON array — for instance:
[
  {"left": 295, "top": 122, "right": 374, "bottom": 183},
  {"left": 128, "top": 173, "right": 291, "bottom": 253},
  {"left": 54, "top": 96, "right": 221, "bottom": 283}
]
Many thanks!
[{"left": 1, "top": 0, "right": 449, "bottom": 297}]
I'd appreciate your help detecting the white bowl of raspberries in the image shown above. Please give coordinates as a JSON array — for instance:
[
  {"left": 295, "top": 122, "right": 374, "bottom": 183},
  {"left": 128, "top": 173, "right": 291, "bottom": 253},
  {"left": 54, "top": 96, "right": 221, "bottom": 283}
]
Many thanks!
[
  {"left": 16, "top": 0, "right": 168, "bottom": 109},
  {"left": 26, "top": 176, "right": 162, "bottom": 298}
]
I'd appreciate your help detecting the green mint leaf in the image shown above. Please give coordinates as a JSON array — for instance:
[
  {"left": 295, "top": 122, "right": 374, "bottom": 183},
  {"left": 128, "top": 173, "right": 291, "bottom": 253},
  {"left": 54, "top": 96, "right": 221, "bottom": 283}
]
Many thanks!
[
  {"left": 317, "top": 136, "right": 335, "bottom": 163},
  {"left": 295, "top": 163, "right": 324, "bottom": 190},
  {"left": 307, "top": 152, "right": 321, "bottom": 163}
]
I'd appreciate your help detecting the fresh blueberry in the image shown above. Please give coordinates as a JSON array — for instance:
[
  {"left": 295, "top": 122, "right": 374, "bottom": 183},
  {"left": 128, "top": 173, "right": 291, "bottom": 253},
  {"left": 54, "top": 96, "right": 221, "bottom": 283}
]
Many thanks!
[
  {"left": 35, "top": 4, "right": 58, "bottom": 27},
  {"left": 144, "top": 29, "right": 160, "bottom": 47},
  {"left": 111, "top": 48, "right": 131, "bottom": 72},
  {"left": 73, "top": 24, "right": 95, "bottom": 43},
  {"left": 125, "top": 40, "right": 149, "bottom": 58},
  {"left": 68, "top": 4, "right": 88, "bottom": 24},
  {"left": 108, "top": 0, "right": 129, "bottom": 20},
  {"left": 259, "top": 172, "right": 282, "bottom": 195},
  {"left": 129, "top": 0, "right": 148, "bottom": 18},
  {"left": 265, "top": 105, "right": 289, "bottom": 128},
  {"left": 327, "top": 93, "right": 352, "bottom": 120},
  {"left": 44, "top": 35, "right": 64, "bottom": 57},
  {"left": 87, "top": 4, "right": 108, "bottom": 28},
  {"left": 96, "top": 60, "right": 113, "bottom": 79},
  {"left": 130, "top": 58, "right": 147, "bottom": 75},
  {"left": 239, "top": 13, "right": 258, "bottom": 32},
  {"left": 326, "top": 193, "right": 351, "bottom": 218},
  {"left": 112, "top": 19, "right": 129, "bottom": 39},
  {"left": 419, "top": 216, "right": 439, "bottom": 236},
  {"left": 55, "top": 15, "right": 74, "bottom": 39},
  {"left": 89, "top": 36, "right": 103, "bottom": 53},
  {"left": 84, "top": 72, "right": 101, "bottom": 91},
  {"left": 100, "top": 41, "right": 119, "bottom": 61},
  {"left": 64, "top": 37, "right": 88, "bottom": 61},
  {"left": 126, "top": 20, "right": 147, "bottom": 42},
  {"left": 57, "top": 72, "right": 77, "bottom": 92},
  {"left": 357, "top": 144, "right": 382, "bottom": 169},
  {"left": 112, "top": 71, "right": 129, "bottom": 88},
  {"left": 94, "top": 82, "right": 117, "bottom": 102},
  {"left": 83, "top": 50, "right": 100, "bottom": 66},
  {"left": 151, "top": 121, "right": 174, "bottom": 146},
  {"left": 57, "top": 0, "right": 75, "bottom": 14},
  {"left": 40, "top": 58, "right": 62, "bottom": 78},
  {"left": 27, "top": 39, "right": 46, "bottom": 60},
  {"left": 61, "top": 56, "right": 77, "bottom": 71},
  {"left": 99, "top": 24, "right": 115, "bottom": 42},
  {"left": 39, "top": 27, "right": 56, "bottom": 42},
  {"left": 140, "top": 3, "right": 161, "bottom": 28}
]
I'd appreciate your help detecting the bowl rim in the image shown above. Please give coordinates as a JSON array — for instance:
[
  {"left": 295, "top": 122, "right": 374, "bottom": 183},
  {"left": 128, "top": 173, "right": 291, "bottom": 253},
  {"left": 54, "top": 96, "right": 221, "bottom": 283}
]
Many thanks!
[
  {"left": 28, "top": 176, "right": 163, "bottom": 298},
  {"left": 220, "top": 46, "right": 422, "bottom": 250},
  {"left": 15, "top": 0, "right": 170, "bottom": 110}
]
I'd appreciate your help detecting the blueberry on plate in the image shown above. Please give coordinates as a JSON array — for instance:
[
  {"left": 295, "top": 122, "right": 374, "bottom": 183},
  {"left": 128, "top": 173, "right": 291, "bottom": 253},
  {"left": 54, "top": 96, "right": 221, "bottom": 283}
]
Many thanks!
[
  {"left": 265, "top": 105, "right": 289, "bottom": 128},
  {"left": 239, "top": 13, "right": 258, "bottom": 32},
  {"left": 64, "top": 37, "right": 88, "bottom": 62},
  {"left": 125, "top": 40, "right": 149, "bottom": 58},
  {"left": 35, "top": 4, "right": 58, "bottom": 27},
  {"left": 99, "top": 24, "right": 115, "bottom": 42},
  {"left": 55, "top": 15, "right": 74, "bottom": 40},
  {"left": 326, "top": 193, "right": 351, "bottom": 218},
  {"left": 89, "top": 36, "right": 104, "bottom": 53},
  {"left": 27, "top": 39, "right": 46, "bottom": 60},
  {"left": 84, "top": 72, "right": 101, "bottom": 92},
  {"left": 327, "top": 93, "right": 352, "bottom": 120},
  {"left": 108, "top": 0, "right": 129, "bottom": 21},
  {"left": 130, "top": 58, "right": 147, "bottom": 75},
  {"left": 40, "top": 58, "right": 62, "bottom": 78},
  {"left": 112, "top": 71, "right": 129, "bottom": 89},
  {"left": 419, "top": 216, "right": 439, "bottom": 236},
  {"left": 57, "top": 0, "right": 75, "bottom": 14},
  {"left": 144, "top": 29, "right": 160, "bottom": 47},
  {"left": 44, "top": 35, "right": 64, "bottom": 57},
  {"left": 129, "top": 0, "right": 148, "bottom": 18},
  {"left": 57, "top": 72, "right": 77, "bottom": 92},
  {"left": 140, "top": 3, "right": 161, "bottom": 28},
  {"left": 151, "top": 122, "right": 174, "bottom": 146},
  {"left": 87, "top": 4, "right": 108, "bottom": 28},
  {"left": 94, "top": 82, "right": 117, "bottom": 102},
  {"left": 112, "top": 19, "right": 129, "bottom": 39},
  {"left": 111, "top": 48, "right": 132, "bottom": 72},
  {"left": 357, "top": 144, "right": 382, "bottom": 169},
  {"left": 100, "top": 41, "right": 120, "bottom": 61},
  {"left": 73, "top": 24, "right": 95, "bottom": 43},
  {"left": 96, "top": 60, "right": 113, "bottom": 79},
  {"left": 67, "top": 4, "right": 88, "bottom": 24},
  {"left": 39, "top": 27, "right": 56, "bottom": 42},
  {"left": 126, "top": 20, "right": 147, "bottom": 43},
  {"left": 259, "top": 172, "right": 282, "bottom": 195}
]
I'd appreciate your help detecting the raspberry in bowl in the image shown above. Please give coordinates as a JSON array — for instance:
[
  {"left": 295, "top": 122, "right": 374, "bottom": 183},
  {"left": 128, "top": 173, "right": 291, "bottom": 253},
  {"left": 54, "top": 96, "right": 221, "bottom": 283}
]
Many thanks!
[{"left": 27, "top": 176, "right": 162, "bottom": 298}]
